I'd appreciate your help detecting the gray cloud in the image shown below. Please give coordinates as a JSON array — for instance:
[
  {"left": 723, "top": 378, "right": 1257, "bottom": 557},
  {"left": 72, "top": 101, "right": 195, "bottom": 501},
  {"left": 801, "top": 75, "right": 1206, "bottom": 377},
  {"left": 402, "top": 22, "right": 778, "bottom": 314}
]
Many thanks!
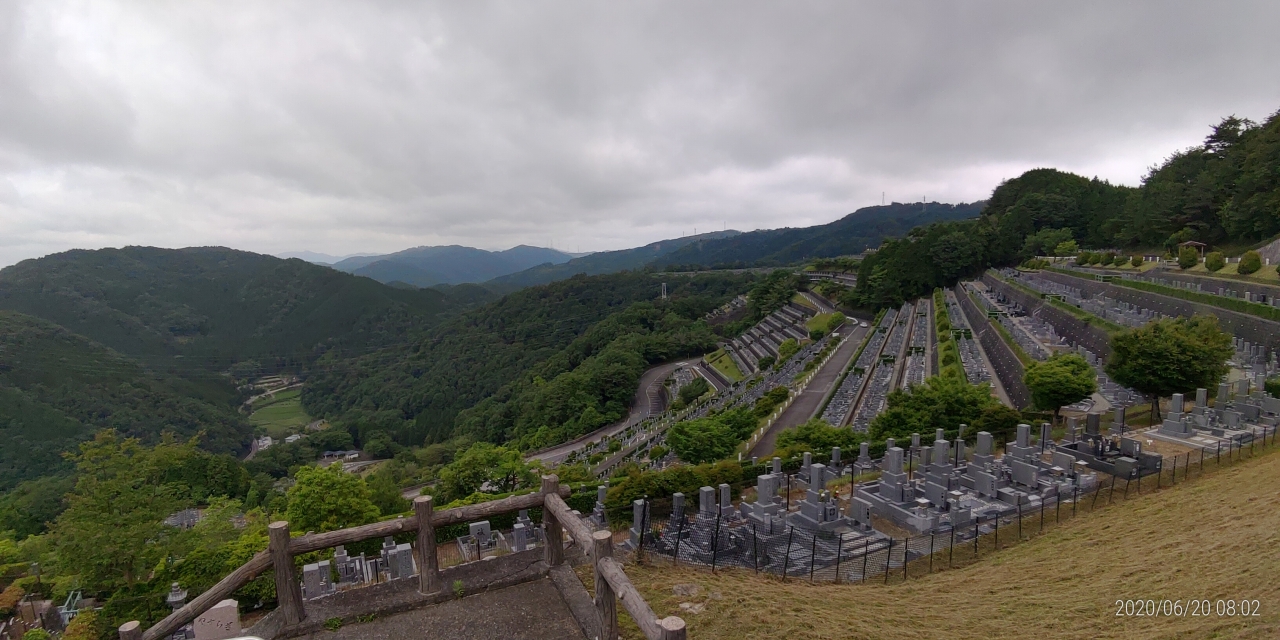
[{"left": 2, "top": 1, "right": 1279, "bottom": 266}]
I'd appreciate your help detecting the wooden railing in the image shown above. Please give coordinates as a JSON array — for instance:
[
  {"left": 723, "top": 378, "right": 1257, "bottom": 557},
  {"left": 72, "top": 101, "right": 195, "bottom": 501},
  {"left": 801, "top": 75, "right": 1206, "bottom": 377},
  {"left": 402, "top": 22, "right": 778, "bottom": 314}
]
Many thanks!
[{"left": 118, "top": 476, "right": 684, "bottom": 640}]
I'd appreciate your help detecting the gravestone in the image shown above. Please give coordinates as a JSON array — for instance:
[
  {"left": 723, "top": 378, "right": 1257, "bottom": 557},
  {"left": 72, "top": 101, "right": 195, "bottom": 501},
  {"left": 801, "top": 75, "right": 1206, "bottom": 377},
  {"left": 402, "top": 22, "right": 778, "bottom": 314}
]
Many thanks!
[
  {"left": 512, "top": 522, "right": 532, "bottom": 552},
  {"left": 193, "top": 599, "right": 240, "bottom": 640},
  {"left": 590, "top": 485, "right": 608, "bottom": 528},
  {"left": 1196, "top": 388, "right": 1208, "bottom": 408},
  {"left": 672, "top": 492, "right": 686, "bottom": 523}
]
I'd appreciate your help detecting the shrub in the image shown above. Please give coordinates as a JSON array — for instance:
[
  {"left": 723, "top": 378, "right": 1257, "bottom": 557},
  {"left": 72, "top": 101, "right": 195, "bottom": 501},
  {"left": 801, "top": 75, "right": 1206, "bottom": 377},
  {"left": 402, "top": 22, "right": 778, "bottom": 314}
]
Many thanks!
[
  {"left": 941, "top": 351, "right": 957, "bottom": 366},
  {"left": 1075, "top": 252, "right": 1091, "bottom": 266},
  {"left": 23, "top": 630, "right": 52, "bottom": 640},
  {"left": 1130, "top": 255, "right": 1143, "bottom": 268},
  {"left": 756, "top": 355, "right": 775, "bottom": 370},
  {"left": 1088, "top": 252, "right": 1103, "bottom": 265},
  {"left": 1238, "top": 250, "right": 1262, "bottom": 275},
  {"left": 647, "top": 445, "right": 668, "bottom": 460},
  {"left": 1177, "top": 246, "right": 1199, "bottom": 269},
  {"left": 1204, "top": 251, "right": 1225, "bottom": 272},
  {"left": 1102, "top": 253, "right": 1117, "bottom": 266}
]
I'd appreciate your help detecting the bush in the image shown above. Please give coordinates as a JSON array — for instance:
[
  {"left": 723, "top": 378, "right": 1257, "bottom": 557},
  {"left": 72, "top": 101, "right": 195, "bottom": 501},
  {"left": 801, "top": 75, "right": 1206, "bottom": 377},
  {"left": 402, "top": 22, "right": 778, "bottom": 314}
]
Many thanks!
[
  {"left": 647, "top": 445, "right": 668, "bottom": 460},
  {"left": 1130, "top": 255, "right": 1143, "bottom": 268},
  {"left": 1177, "top": 246, "right": 1200, "bottom": 269},
  {"left": 1238, "top": 250, "right": 1262, "bottom": 275},
  {"left": 941, "top": 351, "right": 957, "bottom": 366},
  {"left": 1088, "top": 252, "right": 1103, "bottom": 265},
  {"left": 1102, "top": 253, "right": 1117, "bottom": 266},
  {"left": 809, "top": 328, "right": 826, "bottom": 340},
  {"left": 1265, "top": 378, "right": 1280, "bottom": 397},
  {"left": 1204, "top": 251, "right": 1225, "bottom": 272},
  {"left": 1075, "top": 252, "right": 1091, "bottom": 266},
  {"left": 756, "top": 355, "right": 775, "bottom": 370},
  {"left": 23, "top": 630, "right": 52, "bottom": 640}
]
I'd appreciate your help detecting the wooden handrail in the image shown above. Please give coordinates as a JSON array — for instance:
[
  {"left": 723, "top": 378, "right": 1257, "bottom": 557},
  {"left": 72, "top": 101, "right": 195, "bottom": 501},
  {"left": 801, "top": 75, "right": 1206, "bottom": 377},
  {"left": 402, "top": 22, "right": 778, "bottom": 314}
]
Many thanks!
[
  {"left": 289, "top": 488, "right": 567, "bottom": 555},
  {"left": 141, "top": 551, "right": 271, "bottom": 640},
  {"left": 554, "top": 492, "right": 687, "bottom": 640},
  {"left": 134, "top": 485, "right": 569, "bottom": 640}
]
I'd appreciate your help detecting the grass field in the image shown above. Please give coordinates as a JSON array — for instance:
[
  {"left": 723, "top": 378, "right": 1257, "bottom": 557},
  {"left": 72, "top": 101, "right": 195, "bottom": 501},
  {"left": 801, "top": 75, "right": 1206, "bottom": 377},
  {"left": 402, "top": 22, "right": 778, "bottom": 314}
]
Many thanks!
[
  {"left": 705, "top": 349, "right": 745, "bottom": 383},
  {"left": 595, "top": 442, "right": 1280, "bottom": 639},
  {"left": 248, "top": 388, "right": 311, "bottom": 438},
  {"left": 791, "top": 292, "right": 819, "bottom": 311},
  {"left": 805, "top": 312, "right": 841, "bottom": 333}
]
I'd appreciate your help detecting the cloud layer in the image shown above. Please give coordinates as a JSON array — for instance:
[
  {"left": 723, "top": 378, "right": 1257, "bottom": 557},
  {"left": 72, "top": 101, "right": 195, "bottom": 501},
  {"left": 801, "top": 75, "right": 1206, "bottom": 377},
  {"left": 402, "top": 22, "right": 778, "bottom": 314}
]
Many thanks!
[{"left": 2, "top": 1, "right": 1279, "bottom": 266}]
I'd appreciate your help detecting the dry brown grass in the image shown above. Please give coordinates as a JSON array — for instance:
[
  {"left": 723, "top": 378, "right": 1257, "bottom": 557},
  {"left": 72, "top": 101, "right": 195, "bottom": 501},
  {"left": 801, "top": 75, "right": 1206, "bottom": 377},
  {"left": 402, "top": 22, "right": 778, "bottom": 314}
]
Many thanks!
[{"left": 598, "top": 444, "right": 1280, "bottom": 639}]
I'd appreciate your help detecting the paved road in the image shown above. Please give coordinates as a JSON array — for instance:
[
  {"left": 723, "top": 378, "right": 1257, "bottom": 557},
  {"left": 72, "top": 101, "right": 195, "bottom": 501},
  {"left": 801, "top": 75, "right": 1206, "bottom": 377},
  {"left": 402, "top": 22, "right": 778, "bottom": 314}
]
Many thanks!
[
  {"left": 527, "top": 360, "right": 686, "bottom": 464},
  {"left": 747, "top": 324, "right": 868, "bottom": 458}
]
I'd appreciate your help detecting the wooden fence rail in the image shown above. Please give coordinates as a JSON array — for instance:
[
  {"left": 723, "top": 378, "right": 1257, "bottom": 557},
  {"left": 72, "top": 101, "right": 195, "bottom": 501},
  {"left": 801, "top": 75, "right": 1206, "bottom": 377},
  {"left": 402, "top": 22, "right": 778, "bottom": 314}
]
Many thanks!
[{"left": 125, "top": 476, "right": 683, "bottom": 640}]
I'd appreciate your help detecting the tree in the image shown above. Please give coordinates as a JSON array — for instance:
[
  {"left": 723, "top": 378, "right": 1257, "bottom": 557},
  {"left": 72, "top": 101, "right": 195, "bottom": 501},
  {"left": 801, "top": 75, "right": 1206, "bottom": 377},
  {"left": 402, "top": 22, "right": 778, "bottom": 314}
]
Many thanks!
[
  {"left": 665, "top": 408, "right": 756, "bottom": 464},
  {"left": 755, "top": 355, "right": 775, "bottom": 370},
  {"left": 436, "top": 442, "right": 536, "bottom": 502},
  {"left": 1053, "top": 239, "right": 1079, "bottom": 256},
  {"left": 1177, "top": 245, "right": 1200, "bottom": 269},
  {"left": 971, "top": 404, "right": 1024, "bottom": 444},
  {"left": 1238, "top": 250, "right": 1262, "bottom": 275},
  {"left": 52, "top": 431, "right": 189, "bottom": 592},
  {"left": 677, "top": 378, "right": 710, "bottom": 405},
  {"left": 285, "top": 464, "right": 380, "bottom": 533},
  {"left": 776, "top": 339, "right": 800, "bottom": 364},
  {"left": 1023, "top": 354, "right": 1097, "bottom": 424},
  {"left": 1130, "top": 254, "right": 1143, "bottom": 268},
  {"left": 1106, "top": 316, "right": 1233, "bottom": 423},
  {"left": 868, "top": 376, "right": 997, "bottom": 441},
  {"left": 1204, "top": 251, "right": 1225, "bottom": 272}
]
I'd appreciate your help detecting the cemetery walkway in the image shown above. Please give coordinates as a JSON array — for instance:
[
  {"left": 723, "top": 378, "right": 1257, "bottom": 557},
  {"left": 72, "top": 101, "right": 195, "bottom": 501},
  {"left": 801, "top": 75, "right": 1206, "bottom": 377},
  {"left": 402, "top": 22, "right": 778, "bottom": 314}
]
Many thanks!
[
  {"left": 297, "top": 578, "right": 587, "bottom": 640},
  {"left": 749, "top": 324, "right": 868, "bottom": 457}
]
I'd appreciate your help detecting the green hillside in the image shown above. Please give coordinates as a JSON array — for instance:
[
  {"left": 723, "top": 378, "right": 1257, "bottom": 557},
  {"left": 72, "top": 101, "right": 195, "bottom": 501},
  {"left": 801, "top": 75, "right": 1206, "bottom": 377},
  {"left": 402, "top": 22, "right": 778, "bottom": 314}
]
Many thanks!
[
  {"left": 0, "top": 311, "right": 251, "bottom": 490},
  {"left": 0, "top": 246, "right": 462, "bottom": 379},
  {"left": 653, "top": 202, "right": 985, "bottom": 269},
  {"left": 484, "top": 231, "right": 739, "bottom": 291},
  {"left": 302, "top": 270, "right": 754, "bottom": 447}
]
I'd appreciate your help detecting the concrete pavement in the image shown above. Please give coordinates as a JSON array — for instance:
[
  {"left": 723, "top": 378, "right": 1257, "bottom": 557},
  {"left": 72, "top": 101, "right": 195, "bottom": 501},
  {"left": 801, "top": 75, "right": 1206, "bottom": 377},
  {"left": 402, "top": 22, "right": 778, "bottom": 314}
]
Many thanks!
[{"left": 747, "top": 324, "right": 868, "bottom": 458}]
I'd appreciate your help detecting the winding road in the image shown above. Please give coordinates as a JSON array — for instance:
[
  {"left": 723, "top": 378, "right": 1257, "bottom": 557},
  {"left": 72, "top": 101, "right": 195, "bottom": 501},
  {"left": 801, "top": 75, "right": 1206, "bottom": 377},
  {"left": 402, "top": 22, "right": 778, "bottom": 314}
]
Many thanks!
[{"left": 526, "top": 360, "right": 688, "bottom": 465}]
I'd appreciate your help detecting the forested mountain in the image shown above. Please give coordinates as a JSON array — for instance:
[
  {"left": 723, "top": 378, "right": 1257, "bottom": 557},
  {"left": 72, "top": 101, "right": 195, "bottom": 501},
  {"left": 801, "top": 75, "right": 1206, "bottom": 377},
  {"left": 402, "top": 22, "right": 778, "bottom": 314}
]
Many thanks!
[
  {"left": 0, "top": 311, "right": 251, "bottom": 490},
  {"left": 652, "top": 202, "right": 985, "bottom": 269},
  {"left": 0, "top": 247, "right": 464, "bottom": 378},
  {"left": 331, "top": 244, "right": 574, "bottom": 286},
  {"left": 851, "top": 109, "right": 1280, "bottom": 309},
  {"left": 484, "top": 231, "right": 739, "bottom": 290},
  {"left": 302, "top": 271, "right": 754, "bottom": 446}
]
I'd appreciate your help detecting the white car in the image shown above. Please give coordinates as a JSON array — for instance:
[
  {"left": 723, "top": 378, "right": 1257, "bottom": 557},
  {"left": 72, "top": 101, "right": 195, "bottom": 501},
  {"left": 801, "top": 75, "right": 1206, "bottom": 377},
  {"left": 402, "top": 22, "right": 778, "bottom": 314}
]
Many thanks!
[{"left": 860, "top": 321, "right": 869, "bottom": 328}]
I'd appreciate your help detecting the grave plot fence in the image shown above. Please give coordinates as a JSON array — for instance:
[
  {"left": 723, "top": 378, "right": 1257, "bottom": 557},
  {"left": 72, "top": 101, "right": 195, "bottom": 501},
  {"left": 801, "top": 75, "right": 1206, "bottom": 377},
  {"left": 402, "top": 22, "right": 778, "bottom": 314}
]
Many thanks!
[{"left": 633, "top": 424, "right": 1278, "bottom": 585}]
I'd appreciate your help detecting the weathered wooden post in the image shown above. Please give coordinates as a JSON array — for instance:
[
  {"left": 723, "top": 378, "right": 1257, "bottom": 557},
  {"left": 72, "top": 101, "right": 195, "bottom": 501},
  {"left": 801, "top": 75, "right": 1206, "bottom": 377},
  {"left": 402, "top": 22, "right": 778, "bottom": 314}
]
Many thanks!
[
  {"left": 659, "top": 616, "right": 687, "bottom": 640},
  {"left": 542, "top": 475, "right": 564, "bottom": 567},
  {"left": 268, "top": 521, "right": 305, "bottom": 625},
  {"left": 414, "top": 495, "right": 440, "bottom": 593},
  {"left": 592, "top": 530, "right": 618, "bottom": 640},
  {"left": 118, "top": 620, "right": 141, "bottom": 640}
]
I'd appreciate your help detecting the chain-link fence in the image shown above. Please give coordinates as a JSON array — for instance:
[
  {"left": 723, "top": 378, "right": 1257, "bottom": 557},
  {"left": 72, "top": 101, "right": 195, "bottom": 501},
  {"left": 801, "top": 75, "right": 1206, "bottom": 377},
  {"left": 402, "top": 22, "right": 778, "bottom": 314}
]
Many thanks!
[{"left": 626, "top": 425, "right": 1278, "bottom": 584}]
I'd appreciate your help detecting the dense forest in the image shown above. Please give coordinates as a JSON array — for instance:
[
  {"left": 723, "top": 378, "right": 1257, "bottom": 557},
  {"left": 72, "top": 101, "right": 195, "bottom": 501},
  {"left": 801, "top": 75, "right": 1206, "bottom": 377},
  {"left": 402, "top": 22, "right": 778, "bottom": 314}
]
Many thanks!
[
  {"left": 483, "top": 231, "right": 738, "bottom": 290},
  {"left": 851, "top": 110, "right": 1280, "bottom": 308},
  {"left": 0, "top": 247, "right": 474, "bottom": 379},
  {"left": 653, "top": 202, "right": 985, "bottom": 269},
  {"left": 302, "top": 271, "right": 755, "bottom": 447},
  {"left": 0, "top": 311, "right": 252, "bottom": 490}
]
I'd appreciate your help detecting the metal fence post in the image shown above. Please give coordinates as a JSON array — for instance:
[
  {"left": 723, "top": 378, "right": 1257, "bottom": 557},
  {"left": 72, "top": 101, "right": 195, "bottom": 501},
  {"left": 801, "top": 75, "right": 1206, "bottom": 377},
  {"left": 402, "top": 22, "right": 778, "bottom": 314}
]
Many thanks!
[
  {"left": 884, "top": 537, "right": 893, "bottom": 584},
  {"left": 782, "top": 528, "right": 794, "bottom": 581},
  {"left": 928, "top": 533, "right": 935, "bottom": 573},
  {"left": 710, "top": 510, "right": 722, "bottom": 573},
  {"left": 1016, "top": 505, "right": 1022, "bottom": 541},
  {"left": 808, "top": 532, "right": 819, "bottom": 583},
  {"left": 903, "top": 536, "right": 910, "bottom": 581},
  {"left": 751, "top": 523, "right": 758, "bottom": 573},
  {"left": 973, "top": 520, "right": 979, "bottom": 556},
  {"left": 993, "top": 515, "right": 999, "bottom": 550},
  {"left": 949, "top": 526, "right": 955, "bottom": 567},
  {"left": 834, "top": 533, "right": 844, "bottom": 584},
  {"left": 1039, "top": 499, "right": 1045, "bottom": 533},
  {"left": 674, "top": 515, "right": 685, "bottom": 566}
]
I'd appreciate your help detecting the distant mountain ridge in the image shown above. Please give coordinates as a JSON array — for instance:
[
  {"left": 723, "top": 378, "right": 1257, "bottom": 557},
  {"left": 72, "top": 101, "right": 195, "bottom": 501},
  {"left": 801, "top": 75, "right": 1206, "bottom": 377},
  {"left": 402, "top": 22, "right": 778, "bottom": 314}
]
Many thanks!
[
  {"left": 330, "top": 244, "right": 574, "bottom": 287},
  {"left": 485, "top": 231, "right": 740, "bottom": 290},
  {"left": 651, "top": 202, "right": 986, "bottom": 269}
]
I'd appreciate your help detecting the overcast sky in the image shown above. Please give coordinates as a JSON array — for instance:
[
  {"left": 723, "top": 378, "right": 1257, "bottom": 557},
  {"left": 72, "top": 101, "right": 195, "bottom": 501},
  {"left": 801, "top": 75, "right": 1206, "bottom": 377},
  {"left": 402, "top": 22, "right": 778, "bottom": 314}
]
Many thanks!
[{"left": 2, "top": 2, "right": 1279, "bottom": 266}]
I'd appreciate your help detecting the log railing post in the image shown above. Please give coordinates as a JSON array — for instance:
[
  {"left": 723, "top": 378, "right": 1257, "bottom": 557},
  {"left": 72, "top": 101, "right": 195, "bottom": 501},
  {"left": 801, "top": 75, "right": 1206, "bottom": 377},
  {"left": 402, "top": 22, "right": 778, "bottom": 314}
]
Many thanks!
[
  {"left": 118, "top": 620, "right": 141, "bottom": 640},
  {"left": 659, "top": 616, "right": 687, "bottom": 640},
  {"left": 542, "top": 475, "right": 564, "bottom": 567},
  {"left": 268, "top": 521, "right": 305, "bottom": 625},
  {"left": 414, "top": 495, "right": 440, "bottom": 594},
  {"left": 592, "top": 530, "right": 618, "bottom": 640}
]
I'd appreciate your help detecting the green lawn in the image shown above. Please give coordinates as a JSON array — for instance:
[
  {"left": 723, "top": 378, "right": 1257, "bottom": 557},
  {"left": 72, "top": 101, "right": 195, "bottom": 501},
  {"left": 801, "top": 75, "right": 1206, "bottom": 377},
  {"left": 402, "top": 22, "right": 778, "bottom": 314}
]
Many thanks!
[
  {"left": 249, "top": 389, "right": 311, "bottom": 438},
  {"left": 705, "top": 349, "right": 745, "bottom": 383},
  {"left": 805, "top": 311, "right": 841, "bottom": 332}
]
